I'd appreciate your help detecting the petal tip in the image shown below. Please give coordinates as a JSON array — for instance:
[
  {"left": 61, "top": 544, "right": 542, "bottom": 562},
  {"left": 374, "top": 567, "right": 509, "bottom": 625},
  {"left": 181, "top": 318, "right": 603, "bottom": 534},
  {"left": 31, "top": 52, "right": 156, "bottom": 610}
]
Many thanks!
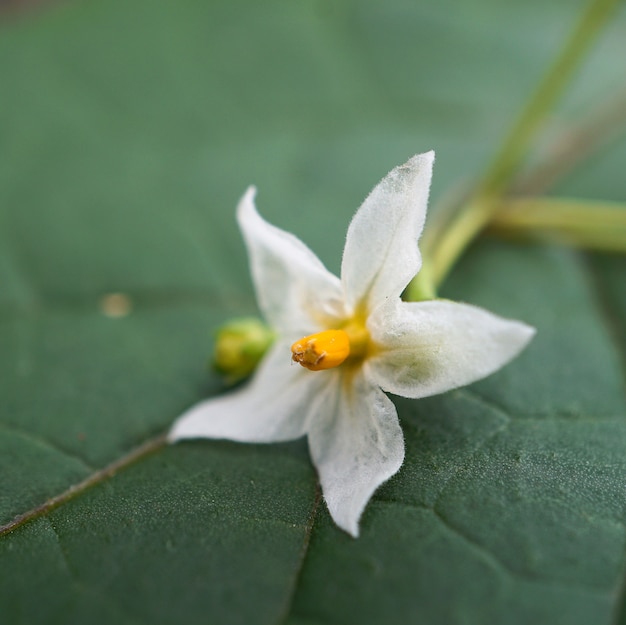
[
  {"left": 167, "top": 401, "right": 216, "bottom": 443},
  {"left": 166, "top": 427, "right": 180, "bottom": 444},
  {"left": 416, "top": 149, "right": 435, "bottom": 163},
  {"left": 518, "top": 321, "right": 537, "bottom": 347},
  {"left": 345, "top": 524, "right": 360, "bottom": 539},
  {"left": 328, "top": 505, "right": 361, "bottom": 538},
  {"left": 396, "top": 150, "right": 435, "bottom": 197},
  {"left": 236, "top": 185, "right": 258, "bottom": 220},
  {"left": 405, "top": 150, "right": 435, "bottom": 172},
  {"left": 167, "top": 414, "right": 194, "bottom": 443}
]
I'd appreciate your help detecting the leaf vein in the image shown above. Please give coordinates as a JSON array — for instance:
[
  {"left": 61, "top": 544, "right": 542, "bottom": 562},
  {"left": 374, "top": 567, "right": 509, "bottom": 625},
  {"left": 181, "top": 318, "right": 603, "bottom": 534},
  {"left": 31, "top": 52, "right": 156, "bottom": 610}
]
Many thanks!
[
  {"left": 276, "top": 484, "right": 322, "bottom": 625},
  {"left": 44, "top": 516, "right": 143, "bottom": 625},
  {"left": 0, "top": 433, "right": 167, "bottom": 537}
]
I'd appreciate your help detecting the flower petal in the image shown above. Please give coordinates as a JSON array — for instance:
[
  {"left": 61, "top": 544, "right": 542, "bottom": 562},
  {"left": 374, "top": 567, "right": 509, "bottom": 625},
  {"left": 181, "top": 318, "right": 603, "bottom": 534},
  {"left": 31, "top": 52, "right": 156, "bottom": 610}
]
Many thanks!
[
  {"left": 366, "top": 299, "right": 536, "bottom": 399},
  {"left": 341, "top": 152, "right": 434, "bottom": 312},
  {"left": 237, "top": 187, "right": 344, "bottom": 334},
  {"left": 307, "top": 371, "right": 405, "bottom": 537},
  {"left": 169, "top": 340, "right": 329, "bottom": 443}
]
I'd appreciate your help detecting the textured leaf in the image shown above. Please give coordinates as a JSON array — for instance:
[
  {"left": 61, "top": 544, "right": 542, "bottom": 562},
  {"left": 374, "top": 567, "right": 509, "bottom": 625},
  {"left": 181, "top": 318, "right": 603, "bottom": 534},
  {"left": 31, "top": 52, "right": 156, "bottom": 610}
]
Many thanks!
[{"left": 0, "top": 1, "right": 625, "bottom": 624}]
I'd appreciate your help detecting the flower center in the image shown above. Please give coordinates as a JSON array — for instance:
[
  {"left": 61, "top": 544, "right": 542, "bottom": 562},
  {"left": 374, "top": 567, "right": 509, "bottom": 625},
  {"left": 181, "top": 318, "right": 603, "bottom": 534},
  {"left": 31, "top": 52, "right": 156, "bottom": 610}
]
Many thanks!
[{"left": 291, "top": 321, "right": 369, "bottom": 372}]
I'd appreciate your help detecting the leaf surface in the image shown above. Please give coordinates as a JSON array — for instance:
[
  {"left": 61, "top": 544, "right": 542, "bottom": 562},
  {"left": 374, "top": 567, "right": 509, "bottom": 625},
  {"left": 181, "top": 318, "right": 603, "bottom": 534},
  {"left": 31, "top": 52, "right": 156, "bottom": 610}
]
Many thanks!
[{"left": 0, "top": 1, "right": 625, "bottom": 624}]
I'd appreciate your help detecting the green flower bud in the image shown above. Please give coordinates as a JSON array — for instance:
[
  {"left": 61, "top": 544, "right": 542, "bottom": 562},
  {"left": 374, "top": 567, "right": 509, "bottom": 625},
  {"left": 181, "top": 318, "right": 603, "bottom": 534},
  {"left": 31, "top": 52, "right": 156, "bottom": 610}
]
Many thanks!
[{"left": 213, "top": 317, "right": 275, "bottom": 383}]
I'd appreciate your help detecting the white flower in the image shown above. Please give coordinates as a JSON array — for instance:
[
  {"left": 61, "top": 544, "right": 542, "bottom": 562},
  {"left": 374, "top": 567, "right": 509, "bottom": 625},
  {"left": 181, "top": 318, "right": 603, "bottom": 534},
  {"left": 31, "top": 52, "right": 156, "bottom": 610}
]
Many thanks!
[{"left": 169, "top": 152, "right": 535, "bottom": 537}]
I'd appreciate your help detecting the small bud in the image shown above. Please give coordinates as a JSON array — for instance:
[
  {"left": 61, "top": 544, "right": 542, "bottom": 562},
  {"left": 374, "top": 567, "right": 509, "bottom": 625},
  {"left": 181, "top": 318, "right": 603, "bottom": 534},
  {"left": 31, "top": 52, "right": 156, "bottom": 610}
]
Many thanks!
[{"left": 213, "top": 317, "right": 275, "bottom": 383}]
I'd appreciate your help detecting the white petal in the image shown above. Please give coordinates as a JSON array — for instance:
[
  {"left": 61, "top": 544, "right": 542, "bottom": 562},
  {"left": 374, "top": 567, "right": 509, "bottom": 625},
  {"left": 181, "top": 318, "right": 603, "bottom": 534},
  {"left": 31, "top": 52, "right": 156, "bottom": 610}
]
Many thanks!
[
  {"left": 237, "top": 187, "right": 344, "bottom": 334},
  {"left": 169, "top": 340, "right": 330, "bottom": 443},
  {"left": 341, "top": 152, "right": 434, "bottom": 312},
  {"left": 307, "top": 371, "right": 405, "bottom": 537},
  {"left": 366, "top": 299, "right": 536, "bottom": 399}
]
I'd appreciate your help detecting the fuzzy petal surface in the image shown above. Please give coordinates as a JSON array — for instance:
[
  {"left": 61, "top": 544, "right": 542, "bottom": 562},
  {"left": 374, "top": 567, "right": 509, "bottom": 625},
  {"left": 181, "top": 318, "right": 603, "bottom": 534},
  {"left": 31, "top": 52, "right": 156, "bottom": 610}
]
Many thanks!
[
  {"left": 169, "top": 340, "right": 330, "bottom": 443},
  {"left": 366, "top": 299, "right": 536, "bottom": 399},
  {"left": 237, "top": 187, "right": 344, "bottom": 334},
  {"left": 307, "top": 371, "right": 405, "bottom": 537},
  {"left": 341, "top": 152, "right": 434, "bottom": 313}
]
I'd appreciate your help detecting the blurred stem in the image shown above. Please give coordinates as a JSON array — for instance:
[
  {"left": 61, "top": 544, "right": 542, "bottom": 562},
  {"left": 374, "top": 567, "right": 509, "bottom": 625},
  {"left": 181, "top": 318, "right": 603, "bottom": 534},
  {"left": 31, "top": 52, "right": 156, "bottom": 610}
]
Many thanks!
[
  {"left": 514, "top": 86, "right": 626, "bottom": 195},
  {"left": 408, "top": 0, "right": 620, "bottom": 299},
  {"left": 488, "top": 197, "right": 626, "bottom": 253},
  {"left": 471, "top": 0, "right": 619, "bottom": 198}
]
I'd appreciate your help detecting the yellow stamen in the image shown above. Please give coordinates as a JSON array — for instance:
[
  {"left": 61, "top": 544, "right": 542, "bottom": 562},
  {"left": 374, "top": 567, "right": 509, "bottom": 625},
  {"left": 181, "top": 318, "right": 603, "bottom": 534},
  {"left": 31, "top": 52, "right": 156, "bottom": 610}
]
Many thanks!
[{"left": 291, "top": 330, "right": 350, "bottom": 371}]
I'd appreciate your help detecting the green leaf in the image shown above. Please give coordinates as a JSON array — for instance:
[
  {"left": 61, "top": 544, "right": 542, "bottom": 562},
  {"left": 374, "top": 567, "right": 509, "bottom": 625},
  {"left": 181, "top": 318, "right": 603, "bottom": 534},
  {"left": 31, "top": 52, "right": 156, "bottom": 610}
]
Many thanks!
[{"left": 0, "top": 1, "right": 624, "bottom": 624}]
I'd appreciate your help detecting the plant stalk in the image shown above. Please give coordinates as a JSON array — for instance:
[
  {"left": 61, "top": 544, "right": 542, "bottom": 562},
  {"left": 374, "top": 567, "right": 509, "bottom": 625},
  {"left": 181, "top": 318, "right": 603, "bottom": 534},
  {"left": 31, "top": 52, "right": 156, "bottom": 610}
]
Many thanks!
[{"left": 407, "top": 0, "right": 621, "bottom": 299}]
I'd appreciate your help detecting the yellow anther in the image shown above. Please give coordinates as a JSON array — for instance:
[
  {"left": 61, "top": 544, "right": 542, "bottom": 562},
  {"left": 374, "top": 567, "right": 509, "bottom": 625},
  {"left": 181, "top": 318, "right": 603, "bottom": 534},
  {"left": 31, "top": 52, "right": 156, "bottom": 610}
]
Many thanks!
[{"left": 291, "top": 330, "right": 350, "bottom": 371}]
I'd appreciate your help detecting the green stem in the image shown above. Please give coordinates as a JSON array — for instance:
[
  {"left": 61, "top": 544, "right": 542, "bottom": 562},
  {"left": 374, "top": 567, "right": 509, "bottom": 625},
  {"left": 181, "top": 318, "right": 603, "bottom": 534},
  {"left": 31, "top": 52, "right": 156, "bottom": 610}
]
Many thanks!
[
  {"left": 411, "top": 0, "right": 620, "bottom": 296},
  {"left": 489, "top": 197, "right": 626, "bottom": 252},
  {"left": 480, "top": 0, "right": 620, "bottom": 197},
  {"left": 492, "top": 197, "right": 626, "bottom": 229},
  {"left": 515, "top": 86, "right": 626, "bottom": 195}
]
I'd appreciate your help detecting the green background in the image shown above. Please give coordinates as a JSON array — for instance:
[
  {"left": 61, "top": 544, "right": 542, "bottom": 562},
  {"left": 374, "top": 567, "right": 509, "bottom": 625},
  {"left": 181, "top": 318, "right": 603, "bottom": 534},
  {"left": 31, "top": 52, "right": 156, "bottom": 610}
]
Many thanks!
[{"left": 0, "top": 0, "right": 625, "bottom": 623}]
